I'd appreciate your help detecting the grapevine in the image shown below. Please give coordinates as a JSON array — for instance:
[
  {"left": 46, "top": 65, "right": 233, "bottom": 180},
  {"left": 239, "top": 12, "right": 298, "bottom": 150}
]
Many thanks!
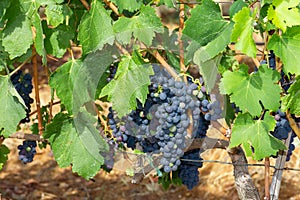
[{"left": 0, "top": 0, "right": 299, "bottom": 199}]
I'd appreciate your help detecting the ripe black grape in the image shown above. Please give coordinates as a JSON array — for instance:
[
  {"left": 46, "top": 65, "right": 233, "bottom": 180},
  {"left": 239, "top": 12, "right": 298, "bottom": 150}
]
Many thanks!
[
  {"left": 17, "top": 140, "right": 37, "bottom": 164},
  {"left": 179, "top": 149, "right": 203, "bottom": 190},
  {"left": 10, "top": 70, "right": 34, "bottom": 123},
  {"left": 271, "top": 110, "right": 297, "bottom": 161}
]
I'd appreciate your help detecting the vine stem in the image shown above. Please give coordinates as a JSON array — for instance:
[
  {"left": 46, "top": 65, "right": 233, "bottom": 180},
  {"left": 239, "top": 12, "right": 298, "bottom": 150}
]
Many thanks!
[
  {"left": 80, "top": 0, "right": 90, "bottom": 10},
  {"left": 9, "top": 132, "right": 47, "bottom": 142},
  {"left": 150, "top": 50, "right": 179, "bottom": 79},
  {"left": 178, "top": 1, "right": 186, "bottom": 83},
  {"left": 286, "top": 110, "right": 300, "bottom": 139},
  {"left": 32, "top": 46, "right": 43, "bottom": 136},
  {"left": 9, "top": 53, "right": 36, "bottom": 76},
  {"left": 264, "top": 157, "right": 270, "bottom": 200},
  {"left": 103, "top": 0, "right": 121, "bottom": 16}
]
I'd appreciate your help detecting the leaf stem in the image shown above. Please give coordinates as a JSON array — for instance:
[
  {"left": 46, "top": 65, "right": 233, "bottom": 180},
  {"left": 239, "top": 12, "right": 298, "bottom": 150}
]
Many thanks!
[
  {"left": 150, "top": 50, "right": 179, "bottom": 79},
  {"left": 80, "top": 0, "right": 90, "bottom": 10},
  {"left": 103, "top": 0, "right": 121, "bottom": 16},
  {"left": 9, "top": 53, "right": 36, "bottom": 76},
  {"left": 32, "top": 46, "right": 43, "bottom": 136}
]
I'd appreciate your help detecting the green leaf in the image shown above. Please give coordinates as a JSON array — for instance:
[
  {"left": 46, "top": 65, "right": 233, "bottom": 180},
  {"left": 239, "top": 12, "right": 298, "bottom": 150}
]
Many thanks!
[
  {"left": 50, "top": 47, "right": 116, "bottom": 114},
  {"left": 281, "top": 76, "right": 300, "bottom": 115},
  {"left": 78, "top": 0, "right": 114, "bottom": 55},
  {"left": 100, "top": 53, "right": 154, "bottom": 117},
  {"left": 267, "top": 26, "right": 300, "bottom": 75},
  {"left": 0, "top": 76, "right": 26, "bottom": 137},
  {"left": 0, "top": 144, "right": 9, "bottom": 170},
  {"left": 158, "top": 0, "right": 176, "bottom": 8},
  {"left": 229, "top": 112, "right": 286, "bottom": 160},
  {"left": 183, "top": 0, "right": 228, "bottom": 46},
  {"left": 194, "top": 54, "right": 222, "bottom": 92},
  {"left": 45, "top": 4, "right": 71, "bottom": 28},
  {"left": 113, "top": 6, "right": 163, "bottom": 46},
  {"left": 49, "top": 59, "right": 84, "bottom": 114},
  {"left": 220, "top": 65, "right": 281, "bottom": 116},
  {"left": 44, "top": 110, "right": 108, "bottom": 179},
  {"left": 44, "top": 23, "right": 74, "bottom": 58},
  {"left": 229, "top": 0, "right": 248, "bottom": 19},
  {"left": 32, "top": 13, "right": 47, "bottom": 65},
  {"left": 2, "top": 12, "right": 33, "bottom": 59},
  {"left": 267, "top": 0, "right": 300, "bottom": 32},
  {"left": 192, "top": 23, "right": 233, "bottom": 63},
  {"left": 0, "top": 1, "right": 10, "bottom": 22},
  {"left": 111, "top": 0, "right": 142, "bottom": 12},
  {"left": 231, "top": 7, "right": 256, "bottom": 58}
]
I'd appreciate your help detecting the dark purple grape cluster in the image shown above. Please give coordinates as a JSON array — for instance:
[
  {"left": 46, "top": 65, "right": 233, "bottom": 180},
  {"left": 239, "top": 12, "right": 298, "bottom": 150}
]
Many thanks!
[
  {"left": 179, "top": 149, "right": 203, "bottom": 190},
  {"left": 17, "top": 140, "right": 37, "bottom": 164},
  {"left": 272, "top": 110, "right": 297, "bottom": 161},
  {"left": 269, "top": 50, "right": 276, "bottom": 70},
  {"left": 10, "top": 70, "right": 34, "bottom": 123}
]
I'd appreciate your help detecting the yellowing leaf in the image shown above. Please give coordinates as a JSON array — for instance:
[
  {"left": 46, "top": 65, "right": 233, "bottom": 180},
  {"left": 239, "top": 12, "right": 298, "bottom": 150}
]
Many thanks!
[{"left": 267, "top": 0, "right": 300, "bottom": 32}]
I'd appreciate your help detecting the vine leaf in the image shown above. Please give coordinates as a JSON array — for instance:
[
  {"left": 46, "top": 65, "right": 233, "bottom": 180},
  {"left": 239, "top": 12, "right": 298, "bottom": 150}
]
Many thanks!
[
  {"left": 158, "top": 0, "right": 176, "bottom": 8},
  {"left": 267, "top": 0, "right": 300, "bottom": 32},
  {"left": 0, "top": 144, "right": 9, "bottom": 170},
  {"left": 194, "top": 54, "right": 222, "bottom": 93},
  {"left": 229, "top": 0, "right": 248, "bottom": 18},
  {"left": 193, "top": 23, "right": 233, "bottom": 63},
  {"left": 281, "top": 76, "right": 300, "bottom": 115},
  {"left": 50, "top": 47, "right": 115, "bottom": 114},
  {"left": 229, "top": 112, "right": 286, "bottom": 160},
  {"left": 100, "top": 53, "right": 154, "bottom": 117},
  {"left": 43, "top": 23, "right": 74, "bottom": 58},
  {"left": 0, "top": 76, "right": 26, "bottom": 138},
  {"left": 78, "top": 0, "right": 114, "bottom": 55},
  {"left": 44, "top": 110, "right": 108, "bottom": 180},
  {"left": 183, "top": 0, "right": 229, "bottom": 47},
  {"left": 2, "top": 11, "right": 32, "bottom": 59},
  {"left": 267, "top": 26, "right": 300, "bottom": 75},
  {"left": 110, "top": 0, "right": 142, "bottom": 12},
  {"left": 231, "top": 7, "right": 256, "bottom": 58},
  {"left": 113, "top": 6, "right": 163, "bottom": 46},
  {"left": 220, "top": 65, "right": 281, "bottom": 116},
  {"left": 49, "top": 59, "right": 85, "bottom": 114},
  {"left": 45, "top": 4, "right": 71, "bottom": 28},
  {"left": 32, "top": 13, "right": 47, "bottom": 64}
]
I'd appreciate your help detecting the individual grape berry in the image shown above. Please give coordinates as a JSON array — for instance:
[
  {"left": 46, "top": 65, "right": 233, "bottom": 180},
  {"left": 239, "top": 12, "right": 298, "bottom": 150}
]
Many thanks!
[{"left": 17, "top": 140, "right": 37, "bottom": 164}]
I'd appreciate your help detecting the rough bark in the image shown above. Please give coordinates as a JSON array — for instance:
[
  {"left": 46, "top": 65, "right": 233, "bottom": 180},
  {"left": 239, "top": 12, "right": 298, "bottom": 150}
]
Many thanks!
[{"left": 228, "top": 147, "right": 260, "bottom": 200}]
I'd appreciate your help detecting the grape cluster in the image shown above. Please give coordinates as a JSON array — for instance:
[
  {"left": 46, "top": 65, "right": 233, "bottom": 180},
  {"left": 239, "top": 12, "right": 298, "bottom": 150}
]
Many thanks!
[
  {"left": 107, "top": 66, "right": 206, "bottom": 171},
  {"left": 17, "top": 140, "right": 37, "bottom": 164},
  {"left": 272, "top": 110, "right": 296, "bottom": 161},
  {"left": 269, "top": 50, "right": 276, "bottom": 70},
  {"left": 179, "top": 149, "right": 203, "bottom": 190},
  {"left": 10, "top": 70, "right": 34, "bottom": 123}
]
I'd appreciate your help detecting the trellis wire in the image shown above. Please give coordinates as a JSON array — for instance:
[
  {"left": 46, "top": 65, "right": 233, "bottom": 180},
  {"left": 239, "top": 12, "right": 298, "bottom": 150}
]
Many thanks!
[{"left": 180, "top": 158, "right": 300, "bottom": 172}]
